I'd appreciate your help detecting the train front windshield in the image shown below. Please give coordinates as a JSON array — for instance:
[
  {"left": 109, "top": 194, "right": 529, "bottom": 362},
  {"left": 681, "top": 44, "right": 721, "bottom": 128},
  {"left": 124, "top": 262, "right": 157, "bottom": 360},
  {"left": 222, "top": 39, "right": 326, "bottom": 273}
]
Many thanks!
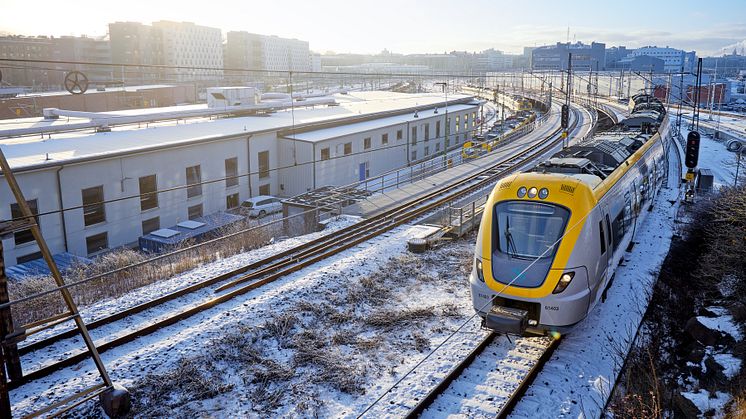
[{"left": 493, "top": 201, "right": 570, "bottom": 259}]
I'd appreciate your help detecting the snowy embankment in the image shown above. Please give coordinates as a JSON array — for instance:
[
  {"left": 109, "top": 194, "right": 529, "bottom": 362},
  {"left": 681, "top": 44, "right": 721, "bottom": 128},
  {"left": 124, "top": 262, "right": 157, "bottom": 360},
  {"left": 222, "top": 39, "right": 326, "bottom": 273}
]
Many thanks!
[{"left": 508, "top": 142, "right": 683, "bottom": 417}]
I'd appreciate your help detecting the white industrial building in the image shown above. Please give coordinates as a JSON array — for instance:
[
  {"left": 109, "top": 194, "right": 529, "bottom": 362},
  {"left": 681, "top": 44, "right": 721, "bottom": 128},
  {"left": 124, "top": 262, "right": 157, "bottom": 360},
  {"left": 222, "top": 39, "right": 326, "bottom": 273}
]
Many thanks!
[
  {"left": 0, "top": 91, "right": 478, "bottom": 266},
  {"left": 630, "top": 46, "right": 696, "bottom": 73},
  {"left": 225, "top": 32, "right": 311, "bottom": 72},
  {"left": 153, "top": 21, "right": 224, "bottom": 81}
]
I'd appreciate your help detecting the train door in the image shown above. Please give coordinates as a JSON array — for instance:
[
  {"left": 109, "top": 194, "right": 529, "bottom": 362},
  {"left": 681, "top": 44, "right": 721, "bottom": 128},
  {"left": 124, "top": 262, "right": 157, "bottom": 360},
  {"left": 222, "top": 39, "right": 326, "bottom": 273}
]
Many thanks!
[{"left": 593, "top": 205, "right": 612, "bottom": 305}]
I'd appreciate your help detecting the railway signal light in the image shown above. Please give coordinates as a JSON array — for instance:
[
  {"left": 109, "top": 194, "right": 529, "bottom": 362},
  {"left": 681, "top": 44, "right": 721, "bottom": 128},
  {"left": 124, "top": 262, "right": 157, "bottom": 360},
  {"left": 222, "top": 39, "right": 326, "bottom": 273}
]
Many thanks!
[
  {"left": 685, "top": 131, "right": 700, "bottom": 169},
  {"left": 561, "top": 104, "right": 569, "bottom": 128}
]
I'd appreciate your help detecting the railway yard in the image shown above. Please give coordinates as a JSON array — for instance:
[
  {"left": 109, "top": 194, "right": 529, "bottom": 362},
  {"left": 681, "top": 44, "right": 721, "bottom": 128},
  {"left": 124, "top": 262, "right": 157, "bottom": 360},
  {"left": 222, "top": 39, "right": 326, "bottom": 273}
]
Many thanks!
[{"left": 1, "top": 80, "right": 745, "bottom": 418}]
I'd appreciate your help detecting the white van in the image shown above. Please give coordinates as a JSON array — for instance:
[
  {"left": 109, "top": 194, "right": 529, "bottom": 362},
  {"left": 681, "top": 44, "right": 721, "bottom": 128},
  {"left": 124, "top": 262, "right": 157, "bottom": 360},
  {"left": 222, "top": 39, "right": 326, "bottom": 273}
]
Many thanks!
[{"left": 240, "top": 195, "right": 283, "bottom": 218}]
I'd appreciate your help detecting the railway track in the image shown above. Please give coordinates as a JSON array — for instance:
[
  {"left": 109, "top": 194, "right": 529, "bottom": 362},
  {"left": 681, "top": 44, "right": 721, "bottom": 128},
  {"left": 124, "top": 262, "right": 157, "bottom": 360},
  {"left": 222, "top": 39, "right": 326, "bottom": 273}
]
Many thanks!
[
  {"left": 11, "top": 104, "right": 584, "bottom": 393},
  {"left": 404, "top": 334, "right": 560, "bottom": 418}
]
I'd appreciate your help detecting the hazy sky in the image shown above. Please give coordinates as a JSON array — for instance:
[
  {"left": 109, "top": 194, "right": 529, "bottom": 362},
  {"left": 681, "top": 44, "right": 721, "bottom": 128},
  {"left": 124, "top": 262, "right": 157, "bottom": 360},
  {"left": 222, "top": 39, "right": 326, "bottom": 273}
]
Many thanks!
[{"left": 2, "top": 0, "right": 745, "bottom": 56}]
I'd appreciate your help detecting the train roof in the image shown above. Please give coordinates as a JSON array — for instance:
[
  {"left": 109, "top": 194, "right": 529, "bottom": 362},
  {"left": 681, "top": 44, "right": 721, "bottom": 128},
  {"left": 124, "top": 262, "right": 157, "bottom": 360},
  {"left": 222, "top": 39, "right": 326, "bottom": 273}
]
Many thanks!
[{"left": 532, "top": 131, "right": 652, "bottom": 187}]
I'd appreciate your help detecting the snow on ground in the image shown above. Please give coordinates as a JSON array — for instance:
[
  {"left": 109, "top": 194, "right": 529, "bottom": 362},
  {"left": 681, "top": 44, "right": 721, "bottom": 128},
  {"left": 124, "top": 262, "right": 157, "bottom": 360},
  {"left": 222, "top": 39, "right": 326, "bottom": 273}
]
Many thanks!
[
  {"left": 508, "top": 144, "right": 683, "bottom": 418},
  {"left": 693, "top": 131, "right": 742, "bottom": 189},
  {"left": 698, "top": 307, "right": 744, "bottom": 341},
  {"left": 681, "top": 390, "right": 731, "bottom": 418},
  {"left": 13, "top": 220, "right": 484, "bottom": 418},
  {"left": 20, "top": 215, "right": 360, "bottom": 347},
  {"left": 713, "top": 353, "right": 742, "bottom": 379}
]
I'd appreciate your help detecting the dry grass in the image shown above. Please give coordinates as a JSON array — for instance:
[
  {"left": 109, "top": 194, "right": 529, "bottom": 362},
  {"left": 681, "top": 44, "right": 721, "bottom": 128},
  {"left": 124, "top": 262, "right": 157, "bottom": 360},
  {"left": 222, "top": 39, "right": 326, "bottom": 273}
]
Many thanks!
[{"left": 8, "top": 214, "right": 310, "bottom": 326}]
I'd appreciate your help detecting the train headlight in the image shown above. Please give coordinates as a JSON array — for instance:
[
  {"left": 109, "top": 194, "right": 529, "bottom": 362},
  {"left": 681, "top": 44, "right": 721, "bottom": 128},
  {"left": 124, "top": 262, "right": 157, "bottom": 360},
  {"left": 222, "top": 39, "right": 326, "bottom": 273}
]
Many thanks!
[
  {"left": 517, "top": 186, "right": 527, "bottom": 198},
  {"left": 539, "top": 188, "right": 549, "bottom": 199},
  {"left": 552, "top": 272, "right": 575, "bottom": 294},
  {"left": 527, "top": 187, "right": 538, "bottom": 198},
  {"left": 476, "top": 258, "right": 485, "bottom": 282}
]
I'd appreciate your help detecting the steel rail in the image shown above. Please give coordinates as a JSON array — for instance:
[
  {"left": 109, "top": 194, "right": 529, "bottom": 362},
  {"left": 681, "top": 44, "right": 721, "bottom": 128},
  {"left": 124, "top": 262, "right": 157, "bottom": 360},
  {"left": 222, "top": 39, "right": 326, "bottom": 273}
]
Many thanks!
[
  {"left": 496, "top": 336, "right": 562, "bottom": 418},
  {"left": 404, "top": 332, "right": 497, "bottom": 418}
]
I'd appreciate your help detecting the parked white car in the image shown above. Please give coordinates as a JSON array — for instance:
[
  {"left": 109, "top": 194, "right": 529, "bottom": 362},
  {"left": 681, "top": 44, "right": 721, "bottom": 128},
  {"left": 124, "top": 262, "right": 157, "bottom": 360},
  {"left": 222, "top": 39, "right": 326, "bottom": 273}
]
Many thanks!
[{"left": 240, "top": 195, "right": 283, "bottom": 218}]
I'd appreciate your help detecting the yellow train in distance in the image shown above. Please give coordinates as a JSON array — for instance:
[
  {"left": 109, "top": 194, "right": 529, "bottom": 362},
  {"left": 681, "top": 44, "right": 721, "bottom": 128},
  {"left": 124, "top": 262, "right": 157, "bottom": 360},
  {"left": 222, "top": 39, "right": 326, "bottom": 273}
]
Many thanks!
[
  {"left": 462, "top": 141, "right": 492, "bottom": 159},
  {"left": 470, "top": 94, "right": 673, "bottom": 335}
]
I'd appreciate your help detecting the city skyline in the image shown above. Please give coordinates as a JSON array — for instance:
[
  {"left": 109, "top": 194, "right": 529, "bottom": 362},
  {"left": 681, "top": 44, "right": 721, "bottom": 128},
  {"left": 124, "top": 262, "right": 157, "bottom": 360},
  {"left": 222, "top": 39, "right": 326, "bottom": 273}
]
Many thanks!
[{"left": 1, "top": 0, "right": 745, "bottom": 57}]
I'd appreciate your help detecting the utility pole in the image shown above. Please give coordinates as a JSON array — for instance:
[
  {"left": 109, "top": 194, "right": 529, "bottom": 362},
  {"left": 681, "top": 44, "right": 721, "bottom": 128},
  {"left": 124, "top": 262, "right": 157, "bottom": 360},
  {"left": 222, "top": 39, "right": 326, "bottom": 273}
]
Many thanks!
[
  {"left": 677, "top": 66, "right": 685, "bottom": 130},
  {"left": 708, "top": 58, "right": 718, "bottom": 120}
]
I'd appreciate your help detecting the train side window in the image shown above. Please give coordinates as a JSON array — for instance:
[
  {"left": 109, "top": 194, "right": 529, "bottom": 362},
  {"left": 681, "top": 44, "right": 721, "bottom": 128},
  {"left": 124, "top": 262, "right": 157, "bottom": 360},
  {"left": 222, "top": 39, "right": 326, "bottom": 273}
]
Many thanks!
[
  {"left": 612, "top": 211, "right": 625, "bottom": 251},
  {"left": 599, "top": 220, "right": 606, "bottom": 254},
  {"left": 605, "top": 214, "right": 612, "bottom": 246}
]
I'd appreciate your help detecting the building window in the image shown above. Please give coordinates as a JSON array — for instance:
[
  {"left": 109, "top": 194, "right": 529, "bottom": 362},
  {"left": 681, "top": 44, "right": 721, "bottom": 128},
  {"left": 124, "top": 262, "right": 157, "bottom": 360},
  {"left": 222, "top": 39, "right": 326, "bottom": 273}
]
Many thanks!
[
  {"left": 411, "top": 126, "right": 417, "bottom": 144},
  {"left": 86, "top": 232, "right": 108, "bottom": 256},
  {"left": 455, "top": 116, "right": 460, "bottom": 132},
  {"left": 82, "top": 186, "right": 106, "bottom": 226},
  {"left": 225, "top": 157, "right": 238, "bottom": 188},
  {"left": 10, "top": 199, "right": 38, "bottom": 245},
  {"left": 396, "top": 129, "right": 403, "bottom": 140},
  {"left": 226, "top": 193, "right": 239, "bottom": 209},
  {"left": 472, "top": 112, "right": 477, "bottom": 122},
  {"left": 186, "top": 165, "right": 202, "bottom": 198},
  {"left": 436, "top": 121, "right": 441, "bottom": 139},
  {"left": 435, "top": 143, "right": 441, "bottom": 152},
  {"left": 424, "top": 124, "right": 430, "bottom": 140},
  {"left": 139, "top": 175, "right": 158, "bottom": 211},
  {"left": 464, "top": 113, "right": 469, "bottom": 130},
  {"left": 16, "top": 251, "right": 42, "bottom": 264},
  {"left": 411, "top": 150, "right": 417, "bottom": 161},
  {"left": 364, "top": 137, "right": 371, "bottom": 150},
  {"left": 424, "top": 146, "right": 429, "bottom": 156},
  {"left": 142, "top": 217, "right": 160, "bottom": 235},
  {"left": 321, "top": 147, "right": 330, "bottom": 161},
  {"left": 343, "top": 142, "right": 352, "bottom": 155},
  {"left": 188, "top": 204, "right": 203, "bottom": 220},
  {"left": 382, "top": 133, "right": 389, "bottom": 145},
  {"left": 258, "top": 183, "right": 270, "bottom": 195},
  {"left": 258, "top": 151, "right": 270, "bottom": 179}
]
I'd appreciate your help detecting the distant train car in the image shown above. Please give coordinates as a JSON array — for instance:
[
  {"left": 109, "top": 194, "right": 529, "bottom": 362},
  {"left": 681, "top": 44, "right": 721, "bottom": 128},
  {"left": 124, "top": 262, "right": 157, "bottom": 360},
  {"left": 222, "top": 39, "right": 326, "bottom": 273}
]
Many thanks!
[
  {"left": 470, "top": 94, "right": 674, "bottom": 336},
  {"left": 462, "top": 141, "right": 492, "bottom": 159},
  {"left": 515, "top": 98, "right": 533, "bottom": 111}
]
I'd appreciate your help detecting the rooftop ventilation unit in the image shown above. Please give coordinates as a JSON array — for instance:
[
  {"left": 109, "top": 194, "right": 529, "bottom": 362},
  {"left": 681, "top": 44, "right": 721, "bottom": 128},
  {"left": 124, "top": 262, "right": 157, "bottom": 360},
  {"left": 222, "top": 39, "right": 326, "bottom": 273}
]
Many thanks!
[{"left": 207, "top": 87, "right": 258, "bottom": 108}]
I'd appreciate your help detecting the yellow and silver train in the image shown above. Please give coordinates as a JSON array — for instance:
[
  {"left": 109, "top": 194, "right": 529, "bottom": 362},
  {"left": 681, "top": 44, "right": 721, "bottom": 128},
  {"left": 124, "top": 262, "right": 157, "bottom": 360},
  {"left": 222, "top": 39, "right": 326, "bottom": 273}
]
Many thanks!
[{"left": 470, "top": 94, "right": 675, "bottom": 335}]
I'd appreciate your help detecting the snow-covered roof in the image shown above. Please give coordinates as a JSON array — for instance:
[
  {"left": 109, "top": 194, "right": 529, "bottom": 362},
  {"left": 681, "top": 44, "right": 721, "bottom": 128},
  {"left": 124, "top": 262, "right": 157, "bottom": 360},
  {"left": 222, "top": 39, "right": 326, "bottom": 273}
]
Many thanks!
[
  {"left": 284, "top": 103, "right": 477, "bottom": 143},
  {"left": 15, "top": 84, "right": 178, "bottom": 98},
  {"left": 0, "top": 91, "right": 473, "bottom": 171}
]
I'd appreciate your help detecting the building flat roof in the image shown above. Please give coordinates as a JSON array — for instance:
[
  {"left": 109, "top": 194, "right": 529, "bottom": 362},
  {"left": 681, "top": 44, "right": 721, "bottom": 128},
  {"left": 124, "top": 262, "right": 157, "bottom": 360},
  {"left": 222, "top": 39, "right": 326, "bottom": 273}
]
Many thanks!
[
  {"left": 0, "top": 91, "right": 472, "bottom": 171},
  {"left": 283, "top": 103, "right": 477, "bottom": 143}
]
